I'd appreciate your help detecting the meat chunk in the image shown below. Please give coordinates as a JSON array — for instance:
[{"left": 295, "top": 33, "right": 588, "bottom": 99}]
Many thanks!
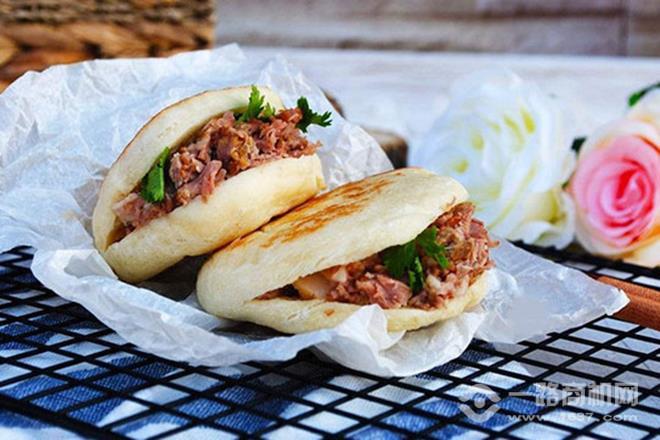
[
  {"left": 112, "top": 193, "right": 174, "bottom": 231},
  {"left": 320, "top": 269, "right": 412, "bottom": 310},
  {"left": 248, "top": 108, "right": 319, "bottom": 159},
  {"left": 356, "top": 274, "right": 411, "bottom": 309},
  {"left": 174, "top": 160, "right": 226, "bottom": 206},
  {"left": 169, "top": 151, "right": 205, "bottom": 189},
  {"left": 408, "top": 273, "right": 469, "bottom": 309}
]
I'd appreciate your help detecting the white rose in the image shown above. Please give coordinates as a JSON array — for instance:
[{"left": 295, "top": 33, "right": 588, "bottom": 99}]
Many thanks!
[{"left": 411, "top": 69, "right": 576, "bottom": 248}]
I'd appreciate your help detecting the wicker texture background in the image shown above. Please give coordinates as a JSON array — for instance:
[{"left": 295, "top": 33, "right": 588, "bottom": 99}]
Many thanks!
[{"left": 0, "top": 0, "right": 214, "bottom": 89}]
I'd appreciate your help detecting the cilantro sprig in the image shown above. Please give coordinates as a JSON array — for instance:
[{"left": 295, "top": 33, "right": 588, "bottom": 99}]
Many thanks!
[
  {"left": 407, "top": 256, "right": 424, "bottom": 293},
  {"left": 140, "top": 147, "right": 170, "bottom": 203},
  {"left": 262, "top": 102, "right": 276, "bottom": 119},
  {"left": 382, "top": 241, "right": 416, "bottom": 279},
  {"left": 296, "top": 97, "right": 332, "bottom": 132},
  {"left": 236, "top": 86, "right": 332, "bottom": 132},
  {"left": 382, "top": 226, "right": 449, "bottom": 293},
  {"left": 416, "top": 227, "right": 450, "bottom": 269},
  {"left": 238, "top": 86, "right": 266, "bottom": 122}
]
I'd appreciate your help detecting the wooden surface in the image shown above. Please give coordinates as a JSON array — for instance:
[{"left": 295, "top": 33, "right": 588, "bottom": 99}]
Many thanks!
[{"left": 216, "top": 0, "right": 660, "bottom": 56}]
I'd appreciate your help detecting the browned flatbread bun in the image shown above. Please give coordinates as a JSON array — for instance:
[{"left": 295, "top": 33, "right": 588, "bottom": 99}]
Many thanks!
[
  {"left": 93, "top": 86, "right": 325, "bottom": 282},
  {"left": 197, "top": 168, "right": 490, "bottom": 333}
]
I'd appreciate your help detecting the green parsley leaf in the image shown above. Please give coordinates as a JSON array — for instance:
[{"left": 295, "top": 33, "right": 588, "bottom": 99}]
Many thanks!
[
  {"left": 296, "top": 97, "right": 332, "bottom": 133},
  {"left": 382, "top": 241, "right": 416, "bottom": 279},
  {"left": 628, "top": 82, "right": 660, "bottom": 107},
  {"left": 407, "top": 255, "right": 424, "bottom": 293},
  {"left": 381, "top": 226, "right": 450, "bottom": 292},
  {"left": 238, "top": 85, "right": 265, "bottom": 122},
  {"left": 416, "top": 227, "right": 449, "bottom": 269},
  {"left": 140, "top": 147, "right": 170, "bottom": 203},
  {"left": 262, "top": 102, "right": 276, "bottom": 119},
  {"left": 436, "top": 251, "right": 449, "bottom": 270}
]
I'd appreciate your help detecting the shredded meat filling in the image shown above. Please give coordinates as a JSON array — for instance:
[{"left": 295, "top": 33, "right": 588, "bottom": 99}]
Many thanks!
[
  {"left": 112, "top": 108, "right": 320, "bottom": 239},
  {"left": 265, "top": 202, "right": 497, "bottom": 310}
]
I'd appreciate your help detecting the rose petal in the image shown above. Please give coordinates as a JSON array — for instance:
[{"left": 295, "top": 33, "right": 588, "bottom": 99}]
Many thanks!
[{"left": 571, "top": 135, "right": 659, "bottom": 248}]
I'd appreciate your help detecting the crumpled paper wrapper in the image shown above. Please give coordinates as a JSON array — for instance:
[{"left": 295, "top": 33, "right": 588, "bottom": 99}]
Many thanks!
[{"left": 0, "top": 44, "right": 628, "bottom": 377}]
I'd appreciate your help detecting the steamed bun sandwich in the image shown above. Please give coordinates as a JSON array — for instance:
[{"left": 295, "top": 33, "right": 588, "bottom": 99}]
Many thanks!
[
  {"left": 93, "top": 86, "right": 331, "bottom": 282},
  {"left": 197, "top": 169, "right": 498, "bottom": 333}
]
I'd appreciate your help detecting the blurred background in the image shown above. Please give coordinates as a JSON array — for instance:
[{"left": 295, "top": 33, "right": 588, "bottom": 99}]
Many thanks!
[
  {"left": 216, "top": 0, "right": 659, "bottom": 55},
  {"left": 1, "top": 0, "right": 659, "bottom": 91}
]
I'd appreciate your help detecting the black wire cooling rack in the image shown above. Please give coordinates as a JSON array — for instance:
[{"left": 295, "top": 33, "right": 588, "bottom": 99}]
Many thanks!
[{"left": 0, "top": 245, "right": 658, "bottom": 439}]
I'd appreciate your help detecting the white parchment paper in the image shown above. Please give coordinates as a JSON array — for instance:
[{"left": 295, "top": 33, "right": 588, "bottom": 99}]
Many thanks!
[{"left": 0, "top": 45, "right": 628, "bottom": 376}]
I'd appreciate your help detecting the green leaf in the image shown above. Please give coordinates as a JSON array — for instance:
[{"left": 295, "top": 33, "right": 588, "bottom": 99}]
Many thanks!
[
  {"left": 262, "top": 102, "right": 276, "bottom": 119},
  {"left": 382, "top": 241, "right": 416, "bottom": 279},
  {"left": 571, "top": 137, "right": 586, "bottom": 153},
  {"left": 296, "top": 97, "right": 332, "bottom": 133},
  {"left": 140, "top": 147, "right": 170, "bottom": 203},
  {"left": 628, "top": 82, "right": 660, "bottom": 107},
  {"left": 416, "top": 227, "right": 449, "bottom": 269},
  {"left": 407, "top": 255, "right": 424, "bottom": 293},
  {"left": 238, "top": 85, "right": 265, "bottom": 122},
  {"left": 381, "top": 226, "right": 449, "bottom": 292}
]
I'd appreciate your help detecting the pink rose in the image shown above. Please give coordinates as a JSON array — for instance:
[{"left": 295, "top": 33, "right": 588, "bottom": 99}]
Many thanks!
[{"left": 569, "top": 100, "right": 660, "bottom": 267}]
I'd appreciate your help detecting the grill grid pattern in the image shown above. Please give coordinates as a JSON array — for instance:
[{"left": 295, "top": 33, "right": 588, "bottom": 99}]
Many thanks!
[{"left": 0, "top": 245, "right": 658, "bottom": 439}]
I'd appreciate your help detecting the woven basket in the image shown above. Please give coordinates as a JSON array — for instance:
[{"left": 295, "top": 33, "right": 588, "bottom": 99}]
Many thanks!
[{"left": 0, "top": 0, "right": 214, "bottom": 90}]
